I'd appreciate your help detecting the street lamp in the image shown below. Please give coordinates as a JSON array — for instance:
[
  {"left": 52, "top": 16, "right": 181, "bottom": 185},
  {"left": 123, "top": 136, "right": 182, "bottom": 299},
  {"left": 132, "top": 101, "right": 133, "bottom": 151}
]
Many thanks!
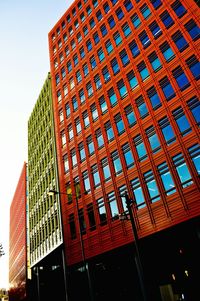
[
  {"left": 47, "top": 190, "right": 69, "bottom": 301},
  {"left": 48, "top": 189, "right": 94, "bottom": 301},
  {"left": 121, "top": 192, "right": 148, "bottom": 301}
]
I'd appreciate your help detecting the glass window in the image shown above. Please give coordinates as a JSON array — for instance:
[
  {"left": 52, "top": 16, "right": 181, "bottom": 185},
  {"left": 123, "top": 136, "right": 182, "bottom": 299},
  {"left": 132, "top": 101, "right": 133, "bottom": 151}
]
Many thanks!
[
  {"left": 108, "top": 87, "right": 118, "bottom": 106},
  {"left": 102, "top": 158, "right": 111, "bottom": 181},
  {"left": 76, "top": 70, "right": 82, "bottom": 83},
  {"left": 65, "top": 103, "right": 71, "bottom": 118},
  {"left": 186, "top": 55, "right": 200, "bottom": 80},
  {"left": 107, "top": 192, "right": 119, "bottom": 220},
  {"left": 187, "top": 96, "right": 200, "bottom": 126},
  {"left": 63, "top": 154, "right": 69, "bottom": 173},
  {"left": 144, "top": 170, "right": 160, "bottom": 202},
  {"left": 113, "top": 31, "right": 122, "bottom": 46},
  {"left": 61, "top": 131, "right": 66, "bottom": 146},
  {"left": 127, "top": 70, "right": 138, "bottom": 90},
  {"left": 99, "top": 95, "right": 108, "bottom": 114},
  {"left": 173, "top": 107, "right": 191, "bottom": 136},
  {"left": 75, "top": 118, "right": 82, "bottom": 135},
  {"left": 131, "top": 178, "right": 146, "bottom": 208},
  {"left": 105, "top": 121, "right": 115, "bottom": 142},
  {"left": 159, "top": 116, "right": 176, "bottom": 145},
  {"left": 93, "top": 32, "right": 100, "bottom": 44},
  {"left": 147, "top": 86, "right": 161, "bottom": 110},
  {"left": 115, "top": 113, "right": 125, "bottom": 135},
  {"left": 160, "top": 10, "right": 174, "bottom": 29},
  {"left": 148, "top": 52, "right": 162, "bottom": 72},
  {"left": 90, "top": 56, "right": 97, "bottom": 69},
  {"left": 86, "top": 39, "right": 92, "bottom": 51},
  {"left": 117, "top": 79, "right": 128, "bottom": 98},
  {"left": 83, "top": 25, "right": 89, "bottom": 36},
  {"left": 104, "top": 2, "right": 110, "bottom": 13},
  {"left": 87, "top": 204, "right": 96, "bottom": 231},
  {"left": 149, "top": 21, "right": 162, "bottom": 39},
  {"left": 91, "top": 103, "right": 99, "bottom": 122},
  {"left": 150, "top": 0, "right": 162, "bottom": 10},
  {"left": 122, "top": 22, "right": 132, "bottom": 37},
  {"left": 79, "top": 143, "right": 86, "bottom": 162},
  {"left": 124, "top": 0, "right": 133, "bottom": 11},
  {"left": 129, "top": 40, "right": 140, "bottom": 58},
  {"left": 185, "top": 19, "right": 200, "bottom": 41},
  {"left": 136, "top": 95, "right": 149, "bottom": 118},
  {"left": 172, "top": 153, "right": 193, "bottom": 188},
  {"left": 79, "top": 88, "right": 86, "bottom": 104},
  {"left": 157, "top": 162, "right": 176, "bottom": 195},
  {"left": 131, "top": 13, "right": 141, "bottom": 28},
  {"left": 137, "top": 61, "right": 150, "bottom": 81},
  {"left": 171, "top": 0, "right": 187, "bottom": 18},
  {"left": 89, "top": 17, "right": 95, "bottom": 29},
  {"left": 159, "top": 76, "right": 176, "bottom": 101},
  {"left": 92, "top": 0, "right": 98, "bottom": 8},
  {"left": 108, "top": 16, "right": 116, "bottom": 29},
  {"left": 94, "top": 74, "right": 102, "bottom": 90},
  {"left": 188, "top": 144, "right": 200, "bottom": 175},
  {"left": 100, "top": 24, "right": 108, "bottom": 37},
  {"left": 92, "top": 164, "right": 101, "bottom": 187},
  {"left": 125, "top": 105, "right": 136, "bottom": 126},
  {"left": 111, "top": 150, "right": 122, "bottom": 174},
  {"left": 87, "top": 135, "right": 95, "bottom": 155},
  {"left": 122, "top": 143, "right": 134, "bottom": 169},
  {"left": 83, "top": 111, "right": 90, "bottom": 128},
  {"left": 68, "top": 124, "right": 74, "bottom": 140},
  {"left": 139, "top": 31, "right": 151, "bottom": 48},
  {"left": 120, "top": 49, "right": 130, "bottom": 66},
  {"left": 96, "top": 10, "right": 102, "bottom": 21},
  {"left": 83, "top": 63, "right": 89, "bottom": 76},
  {"left": 172, "top": 66, "right": 190, "bottom": 91},
  {"left": 172, "top": 30, "right": 188, "bottom": 52},
  {"left": 96, "top": 129, "right": 104, "bottom": 148},
  {"left": 97, "top": 197, "right": 107, "bottom": 225},
  {"left": 86, "top": 82, "right": 93, "bottom": 97},
  {"left": 79, "top": 47, "right": 85, "bottom": 59},
  {"left": 83, "top": 171, "right": 91, "bottom": 192},
  {"left": 55, "top": 74, "right": 60, "bottom": 85},
  {"left": 102, "top": 66, "right": 111, "bottom": 82},
  {"left": 105, "top": 39, "right": 114, "bottom": 54},
  {"left": 116, "top": 7, "right": 124, "bottom": 20},
  {"left": 140, "top": 4, "right": 151, "bottom": 19},
  {"left": 133, "top": 134, "right": 147, "bottom": 161},
  {"left": 69, "top": 214, "right": 76, "bottom": 239},
  {"left": 146, "top": 126, "right": 161, "bottom": 153},
  {"left": 111, "top": 58, "right": 120, "bottom": 75},
  {"left": 71, "top": 149, "right": 77, "bottom": 167},
  {"left": 97, "top": 47, "right": 105, "bottom": 62},
  {"left": 160, "top": 41, "right": 175, "bottom": 62}
]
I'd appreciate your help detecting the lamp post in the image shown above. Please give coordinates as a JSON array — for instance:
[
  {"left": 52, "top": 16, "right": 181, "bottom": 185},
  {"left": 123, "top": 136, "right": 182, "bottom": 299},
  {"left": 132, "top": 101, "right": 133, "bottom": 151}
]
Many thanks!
[
  {"left": 48, "top": 189, "right": 94, "bottom": 301},
  {"left": 47, "top": 190, "right": 69, "bottom": 301},
  {"left": 123, "top": 192, "right": 148, "bottom": 301}
]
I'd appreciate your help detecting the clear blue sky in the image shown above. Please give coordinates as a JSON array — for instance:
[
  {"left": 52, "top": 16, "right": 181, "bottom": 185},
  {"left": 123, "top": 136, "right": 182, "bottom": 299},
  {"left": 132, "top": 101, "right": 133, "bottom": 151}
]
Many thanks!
[{"left": 0, "top": 0, "right": 74, "bottom": 289}]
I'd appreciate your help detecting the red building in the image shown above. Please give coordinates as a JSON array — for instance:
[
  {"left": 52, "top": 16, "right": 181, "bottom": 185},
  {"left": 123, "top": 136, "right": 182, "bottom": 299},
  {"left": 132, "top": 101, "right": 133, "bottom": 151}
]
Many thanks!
[
  {"left": 48, "top": 0, "right": 200, "bottom": 300},
  {"left": 9, "top": 162, "right": 27, "bottom": 299}
]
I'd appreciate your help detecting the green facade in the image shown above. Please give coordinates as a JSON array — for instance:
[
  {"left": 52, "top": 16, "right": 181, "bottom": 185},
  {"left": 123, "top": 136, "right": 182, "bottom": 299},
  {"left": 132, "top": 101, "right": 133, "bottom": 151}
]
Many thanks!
[{"left": 28, "top": 73, "right": 62, "bottom": 267}]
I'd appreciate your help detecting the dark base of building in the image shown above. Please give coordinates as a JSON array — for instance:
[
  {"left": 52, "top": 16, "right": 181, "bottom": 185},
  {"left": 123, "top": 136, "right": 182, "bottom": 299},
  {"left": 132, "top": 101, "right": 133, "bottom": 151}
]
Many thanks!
[{"left": 29, "top": 217, "right": 200, "bottom": 301}]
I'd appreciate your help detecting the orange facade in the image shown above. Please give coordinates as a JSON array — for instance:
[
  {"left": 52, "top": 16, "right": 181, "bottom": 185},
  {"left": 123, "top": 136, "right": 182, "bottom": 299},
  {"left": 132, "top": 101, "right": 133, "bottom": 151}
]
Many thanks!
[
  {"left": 9, "top": 162, "right": 27, "bottom": 294},
  {"left": 48, "top": 0, "right": 200, "bottom": 266}
]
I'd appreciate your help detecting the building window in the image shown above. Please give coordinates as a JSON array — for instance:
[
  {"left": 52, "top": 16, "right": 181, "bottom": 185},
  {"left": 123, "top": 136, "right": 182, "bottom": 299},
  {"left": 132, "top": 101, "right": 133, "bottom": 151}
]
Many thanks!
[
  {"left": 159, "top": 76, "right": 176, "bottom": 101},
  {"left": 61, "top": 67, "right": 66, "bottom": 79},
  {"left": 115, "top": 113, "right": 125, "bottom": 135},
  {"left": 125, "top": 105, "right": 136, "bottom": 127},
  {"left": 73, "top": 54, "right": 79, "bottom": 66},
  {"left": 96, "top": 129, "right": 104, "bottom": 148},
  {"left": 78, "top": 209, "right": 86, "bottom": 235},
  {"left": 119, "top": 49, "right": 130, "bottom": 66},
  {"left": 160, "top": 41, "right": 175, "bottom": 62},
  {"left": 131, "top": 13, "right": 141, "bottom": 28},
  {"left": 108, "top": 87, "right": 118, "bottom": 106},
  {"left": 131, "top": 178, "right": 146, "bottom": 208},
  {"left": 68, "top": 124, "right": 74, "bottom": 140},
  {"left": 126, "top": 70, "right": 138, "bottom": 90},
  {"left": 185, "top": 19, "right": 200, "bottom": 41},
  {"left": 133, "top": 134, "right": 147, "bottom": 161},
  {"left": 79, "top": 88, "right": 86, "bottom": 104},
  {"left": 105, "top": 121, "right": 115, "bottom": 142},
  {"left": 90, "top": 56, "right": 97, "bottom": 70},
  {"left": 79, "top": 142, "right": 86, "bottom": 162},
  {"left": 187, "top": 96, "right": 200, "bottom": 126},
  {"left": 188, "top": 144, "right": 200, "bottom": 175},
  {"left": 157, "top": 162, "right": 176, "bottom": 195},
  {"left": 149, "top": 21, "right": 162, "bottom": 39},
  {"left": 61, "top": 131, "right": 66, "bottom": 147},
  {"left": 83, "top": 171, "right": 91, "bottom": 192},
  {"left": 75, "top": 118, "right": 82, "bottom": 135},
  {"left": 146, "top": 126, "right": 161, "bottom": 153},
  {"left": 107, "top": 191, "right": 119, "bottom": 220},
  {"left": 102, "top": 66, "right": 111, "bottom": 82},
  {"left": 57, "top": 90, "right": 62, "bottom": 103},
  {"left": 65, "top": 103, "right": 71, "bottom": 118},
  {"left": 116, "top": 7, "right": 124, "bottom": 20},
  {"left": 111, "top": 58, "right": 120, "bottom": 75},
  {"left": 86, "top": 5, "right": 92, "bottom": 15},
  {"left": 186, "top": 55, "right": 200, "bottom": 80},
  {"left": 172, "top": 30, "right": 188, "bottom": 52},
  {"left": 77, "top": 32, "right": 82, "bottom": 43},
  {"left": 79, "top": 47, "right": 85, "bottom": 59},
  {"left": 96, "top": 10, "right": 102, "bottom": 21},
  {"left": 139, "top": 31, "right": 151, "bottom": 48},
  {"left": 172, "top": 107, "right": 191, "bottom": 136},
  {"left": 140, "top": 4, "right": 151, "bottom": 19},
  {"left": 100, "top": 24, "right": 108, "bottom": 37},
  {"left": 144, "top": 170, "right": 160, "bottom": 202},
  {"left": 172, "top": 66, "right": 190, "bottom": 91},
  {"left": 117, "top": 79, "right": 128, "bottom": 98},
  {"left": 111, "top": 150, "right": 122, "bottom": 174},
  {"left": 122, "top": 143, "right": 134, "bottom": 169},
  {"left": 124, "top": 0, "right": 133, "bottom": 11},
  {"left": 92, "top": 164, "right": 101, "bottom": 188},
  {"left": 71, "top": 149, "right": 77, "bottom": 167},
  {"left": 148, "top": 51, "right": 162, "bottom": 72},
  {"left": 94, "top": 74, "right": 102, "bottom": 90},
  {"left": 105, "top": 39, "right": 114, "bottom": 54},
  {"left": 55, "top": 74, "right": 60, "bottom": 85},
  {"left": 87, "top": 135, "right": 95, "bottom": 155},
  {"left": 160, "top": 10, "right": 174, "bottom": 28},
  {"left": 137, "top": 61, "right": 150, "bottom": 81},
  {"left": 76, "top": 70, "right": 82, "bottom": 84},
  {"left": 99, "top": 96, "right": 108, "bottom": 114},
  {"left": 159, "top": 116, "right": 176, "bottom": 145},
  {"left": 91, "top": 103, "right": 99, "bottom": 121},
  {"left": 136, "top": 95, "right": 149, "bottom": 118},
  {"left": 92, "top": 0, "right": 98, "bottom": 8},
  {"left": 97, "top": 47, "right": 105, "bottom": 62},
  {"left": 97, "top": 197, "right": 107, "bottom": 225},
  {"left": 83, "top": 63, "right": 89, "bottom": 76},
  {"left": 69, "top": 214, "right": 76, "bottom": 239},
  {"left": 63, "top": 154, "right": 69, "bottom": 173},
  {"left": 150, "top": 0, "right": 162, "bottom": 10},
  {"left": 172, "top": 153, "right": 193, "bottom": 188},
  {"left": 101, "top": 158, "right": 111, "bottom": 182},
  {"left": 122, "top": 22, "right": 132, "bottom": 37},
  {"left": 171, "top": 0, "right": 187, "bottom": 18},
  {"left": 89, "top": 17, "right": 95, "bottom": 29},
  {"left": 86, "top": 39, "right": 92, "bottom": 52},
  {"left": 93, "top": 32, "right": 100, "bottom": 44},
  {"left": 113, "top": 31, "right": 122, "bottom": 46},
  {"left": 108, "top": 16, "right": 116, "bottom": 29},
  {"left": 147, "top": 86, "right": 161, "bottom": 110},
  {"left": 129, "top": 40, "right": 140, "bottom": 58},
  {"left": 87, "top": 204, "right": 96, "bottom": 231},
  {"left": 72, "top": 96, "right": 78, "bottom": 111},
  {"left": 83, "top": 111, "right": 90, "bottom": 128},
  {"left": 86, "top": 82, "right": 93, "bottom": 97}
]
